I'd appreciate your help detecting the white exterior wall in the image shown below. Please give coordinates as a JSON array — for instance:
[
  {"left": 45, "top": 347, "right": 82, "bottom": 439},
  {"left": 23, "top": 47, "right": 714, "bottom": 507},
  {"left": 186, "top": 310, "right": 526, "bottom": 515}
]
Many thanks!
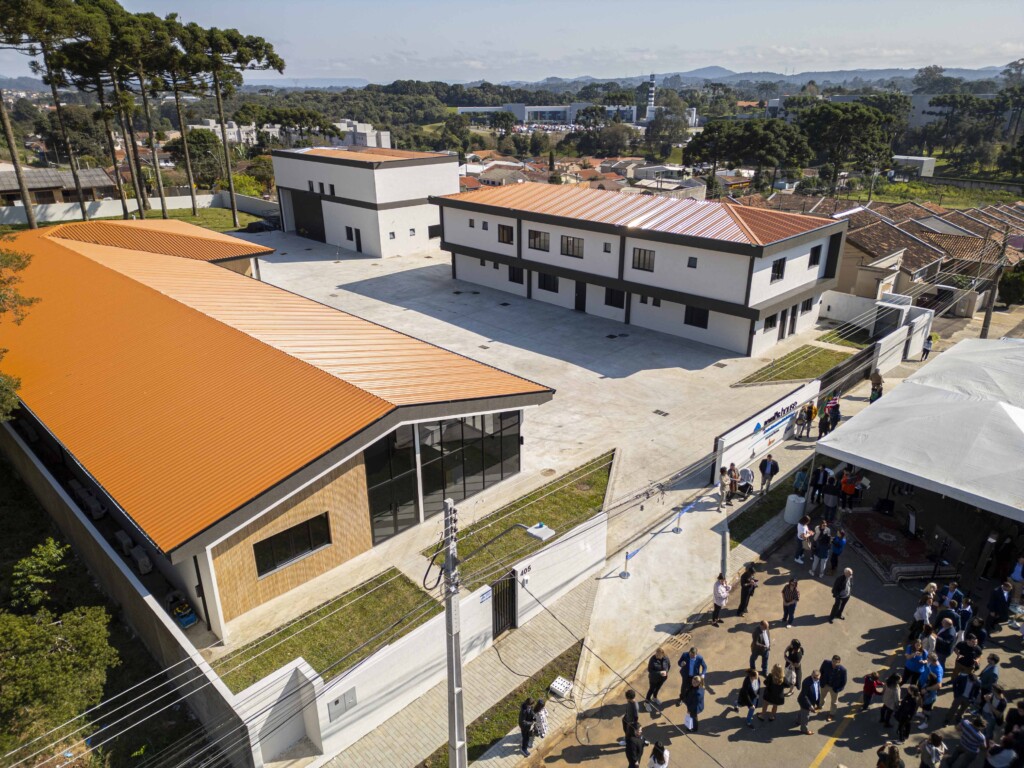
[
  {"left": 585, "top": 283, "right": 625, "bottom": 322},
  {"left": 521, "top": 220, "right": 619, "bottom": 278},
  {"left": 531, "top": 270, "right": 575, "bottom": 309},
  {"left": 321, "top": 200, "right": 383, "bottom": 257},
  {"left": 443, "top": 207, "right": 518, "bottom": 259},
  {"left": 748, "top": 237, "right": 828, "bottom": 304},
  {"left": 819, "top": 290, "right": 877, "bottom": 330},
  {"left": 630, "top": 298, "right": 750, "bottom": 353},
  {"left": 623, "top": 237, "right": 749, "bottom": 303},
  {"left": 748, "top": 296, "right": 821, "bottom": 359},
  {"left": 454, "top": 253, "right": 528, "bottom": 296},
  {"left": 376, "top": 203, "right": 442, "bottom": 257},
  {"left": 373, "top": 163, "right": 458, "bottom": 204},
  {"left": 273, "top": 156, "right": 377, "bottom": 204}
]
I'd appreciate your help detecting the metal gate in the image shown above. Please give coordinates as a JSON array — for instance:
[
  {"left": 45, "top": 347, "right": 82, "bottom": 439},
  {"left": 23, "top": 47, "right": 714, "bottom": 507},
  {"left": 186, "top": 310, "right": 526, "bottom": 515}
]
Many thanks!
[{"left": 491, "top": 570, "right": 517, "bottom": 638}]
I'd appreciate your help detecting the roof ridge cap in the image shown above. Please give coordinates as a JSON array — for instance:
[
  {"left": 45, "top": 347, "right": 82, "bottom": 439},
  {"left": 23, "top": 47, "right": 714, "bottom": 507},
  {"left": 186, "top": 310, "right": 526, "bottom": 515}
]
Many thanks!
[{"left": 724, "top": 204, "right": 760, "bottom": 245}]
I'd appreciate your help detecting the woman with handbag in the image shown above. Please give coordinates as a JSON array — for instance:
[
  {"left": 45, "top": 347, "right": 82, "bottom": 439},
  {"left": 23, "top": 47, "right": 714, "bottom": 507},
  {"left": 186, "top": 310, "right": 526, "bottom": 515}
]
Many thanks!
[{"left": 760, "top": 664, "right": 786, "bottom": 721}]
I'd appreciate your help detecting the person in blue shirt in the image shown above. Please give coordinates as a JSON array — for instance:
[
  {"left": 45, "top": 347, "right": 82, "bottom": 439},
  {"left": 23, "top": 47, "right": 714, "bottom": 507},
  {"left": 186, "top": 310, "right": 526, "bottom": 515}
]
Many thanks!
[
  {"left": 917, "top": 653, "right": 944, "bottom": 727},
  {"left": 903, "top": 640, "right": 928, "bottom": 684},
  {"left": 819, "top": 655, "right": 847, "bottom": 721},
  {"left": 829, "top": 529, "right": 847, "bottom": 576},
  {"left": 677, "top": 647, "right": 707, "bottom": 704}
]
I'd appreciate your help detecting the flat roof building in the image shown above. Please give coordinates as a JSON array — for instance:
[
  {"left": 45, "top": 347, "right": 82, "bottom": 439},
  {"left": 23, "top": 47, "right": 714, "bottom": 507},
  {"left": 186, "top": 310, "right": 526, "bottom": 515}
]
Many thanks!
[
  {"left": 432, "top": 183, "right": 847, "bottom": 356},
  {"left": 272, "top": 145, "right": 459, "bottom": 258},
  {"left": 0, "top": 220, "right": 551, "bottom": 639}
]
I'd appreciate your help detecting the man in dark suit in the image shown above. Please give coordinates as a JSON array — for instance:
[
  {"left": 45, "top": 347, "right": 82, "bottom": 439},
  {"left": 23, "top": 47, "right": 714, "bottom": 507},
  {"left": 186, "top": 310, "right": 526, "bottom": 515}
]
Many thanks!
[
  {"left": 819, "top": 655, "right": 847, "bottom": 721},
  {"left": 737, "top": 565, "right": 758, "bottom": 617},
  {"left": 829, "top": 568, "right": 853, "bottom": 623},
  {"left": 759, "top": 454, "right": 780, "bottom": 494},
  {"left": 678, "top": 647, "right": 707, "bottom": 704},
  {"left": 797, "top": 669, "right": 822, "bottom": 734},
  {"left": 938, "top": 581, "right": 965, "bottom": 609},
  {"left": 987, "top": 581, "right": 1012, "bottom": 630}
]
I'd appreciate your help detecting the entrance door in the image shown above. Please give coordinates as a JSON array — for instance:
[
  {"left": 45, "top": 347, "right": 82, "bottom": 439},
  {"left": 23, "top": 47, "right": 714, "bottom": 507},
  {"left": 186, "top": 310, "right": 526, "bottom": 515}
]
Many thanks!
[
  {"left": 789, "top": 304, "right": 798, "bottom": 335},
  {"left": 491, "top": 570, "right": 517, "bottom": 638},
  {"left": 574, "top": 281, "right": 587, "bottom": 312},
  {"left": 777, "top": 309, "right": 788, "bottom": 341},
  {"left": 354, "top": 229, "right": 362, "bottom": 253}
]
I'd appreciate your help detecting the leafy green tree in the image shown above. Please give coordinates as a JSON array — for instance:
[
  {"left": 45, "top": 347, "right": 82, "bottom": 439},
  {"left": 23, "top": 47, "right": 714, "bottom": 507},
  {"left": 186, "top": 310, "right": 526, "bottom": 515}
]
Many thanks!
[
  {"left": 221, "top": 172, "right": 261, "bottom": 197},
  {"left": 644, "top": 109, "right": 688, "bottom": 158},
  {"left": 0, "top": 241, "right": 36, "bottom": 420},
  {"left": 247, "top": 154, "right": 274, "bottom": 191},
  {"left": 597, "top": 123, "right": 635, "bottom": 157},
  {"left": 798, "top": 102, "right": 887, "bottom": 193},
  {"left": 10, "top": 538, "right": 68, "bottom": 610},
  {"left": 33, "top": 105, "right": 107, "bottom": 167},
  {"left": 731, "top": 119, "right": 812, "bottom": 189},
  {"left": 858, "top": 92, "right": 912, "bottom": 151},
  {"left": 0, "top": 606, "right": 119, "bottom": 745},
  {"left": 912, "top": 65, "right": 964, "bottom": 94},
  {"left": 684, "top": 121, "right": 743, "bottom": 180},
  {"left": 528, "top": 130, "right": 549, "bottom": 156},
  {"left": 164, "top": 128, "right": 223, "bottom": 186},
  {"left": 488, "top": 110, "right": 516, "bottom": 137},
  {"left": 999, "top": 267, "right": 1024, "bottom": 306}
]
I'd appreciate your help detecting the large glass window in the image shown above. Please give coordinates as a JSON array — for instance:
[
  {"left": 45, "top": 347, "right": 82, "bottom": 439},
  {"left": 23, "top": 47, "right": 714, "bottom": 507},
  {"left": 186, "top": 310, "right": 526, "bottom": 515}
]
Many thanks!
[
  {"left": 632, "top": 248, "right": 655, "bottom": 272},
  {"left": 560, "top": 235, "right": 584, "bottom": 258},
  {"left": 364, "top": 425, "right": 420, "bottom": 545},
  {"left": 528, "top": 230, "right": 550, "bottom": 251},
  {"left": 253, "top": 513, "right": 331, "bottom": 577}
]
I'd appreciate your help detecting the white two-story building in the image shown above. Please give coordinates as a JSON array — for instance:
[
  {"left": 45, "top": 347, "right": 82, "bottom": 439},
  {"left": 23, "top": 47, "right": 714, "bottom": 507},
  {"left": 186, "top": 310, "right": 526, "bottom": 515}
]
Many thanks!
[
  {"left": 432, "top": 183, "right": 847, "bottom": 356},
  {"left": 272, "top": 146, "right": 459, "bottom": 258}
]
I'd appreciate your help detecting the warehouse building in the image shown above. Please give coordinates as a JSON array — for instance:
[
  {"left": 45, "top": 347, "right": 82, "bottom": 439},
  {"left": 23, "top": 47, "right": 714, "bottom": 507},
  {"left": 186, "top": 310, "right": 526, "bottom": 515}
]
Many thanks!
[
  {"left": 0, "top": 220, "right": 552, "bottom": 640},
  {"left": 432, "top": 183, "right": 847, "bottom": 356},
  {"left": 272, "top": 145, "right": 459, "bottom": 258}
]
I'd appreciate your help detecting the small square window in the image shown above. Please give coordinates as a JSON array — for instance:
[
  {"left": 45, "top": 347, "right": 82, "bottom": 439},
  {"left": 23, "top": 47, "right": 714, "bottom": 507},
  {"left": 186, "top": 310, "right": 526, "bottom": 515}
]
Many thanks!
[
  {"left": 653, "top": 297, "right": 661, "bottom": 307},
  {"left": 480, "top": 258, "right": 486, "bottom": 266},
  {"left": 538, "top": 273, "right": 558, "bottom": 292},
  {"left": 409, "top": 228, "right": 416, "bottom": 237},
  {"left": 684, "top": 305, "right": 709, "bottom": 328},
  {"left": 604, "top": 288, "right": 625, "bottom": 309},
  {"left": 764, "top": 314, "right": 778, "bottom": 330},
  {"left": 329, "top": 184, "right": 335, "bottom": 196},
  {"left": 639, "top": 295, "right": 648, "bottom": 305},
  {"left": 482, "top": 221, "right": 489, "bottom": 231},
  {"left": 389, "top": 232, "right": 396, "bottom": 240},
  {"left": 603, "top": 242, "right": 612, "bottom": 253},
  {"left": 508, "top": 265, "right": 524, "bottom": 284},
  {"left": 492, "top": 261, "right": 499, "bottom": 269},
  {"left": 469, "top": 218, "right": 475, "bottom": 228},
  {"left": 308, "top": 180, "right": 314, "bottom": 192},
  {"left": 318, "top": 182, "right": 325, "bottom": 194},
  {"left": 345, "top": 226, "right": 353, "bottom": 241},
  {"left": 809, "top": 245, "right": 822, "bottom": 267},
  {"left": 770, "top": 257, "right": 786, "bottom": 283},
  {"left": 687, "top": 257, "right": 698, "bottom": 269}
]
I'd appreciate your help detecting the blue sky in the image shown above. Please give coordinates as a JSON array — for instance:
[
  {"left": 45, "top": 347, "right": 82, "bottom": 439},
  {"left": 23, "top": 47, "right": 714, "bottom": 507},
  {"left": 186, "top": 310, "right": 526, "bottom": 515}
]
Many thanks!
[{"left": 2, "top": 0, "right": 1022, "bottom": 83}]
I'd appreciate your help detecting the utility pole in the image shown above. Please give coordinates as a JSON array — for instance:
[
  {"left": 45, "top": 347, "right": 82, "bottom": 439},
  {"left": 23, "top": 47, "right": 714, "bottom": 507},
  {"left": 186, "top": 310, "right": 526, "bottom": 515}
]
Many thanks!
[
  {"left": 980, "top": 226, "right": 1009, "bottom": 340},
  {"left": 442, "top": 499, "right": 468, "bottom": 768}
]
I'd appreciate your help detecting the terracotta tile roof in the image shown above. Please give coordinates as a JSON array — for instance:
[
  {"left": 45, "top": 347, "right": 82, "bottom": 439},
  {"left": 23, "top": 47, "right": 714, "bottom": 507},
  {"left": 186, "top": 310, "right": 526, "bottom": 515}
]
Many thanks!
[
  {"left": 836, "top": 208, "right": 887, "bottom": 231},
  {"left": 729, "top": 194, "right": 770, "bottom": 208},
  {"left": 2, "top": 222, "right": 550, "bottom": 553},
  {"left": 921, "top": 232, "right": 1004, "bottom": 263},
  {"left": 994, "top": 205, "right": 1024, "bottom": 225},
  {"left": 769, "top": 195, "right": 822, "bottom": 214},
  {"left": 817, "top": 198, "right": 863, "bottom": 216},
  {"left": 940, "top": 210, "right": 1000, "bottom": 238},
  {"left": 575, "top": 169, "right": 601, "bottom": 181},
  {"left": 48, "top": 219, "right": 274, "bottom": 262},
  {"left": 918, "top": 201, "right": 950, "bottom": 215},
  {"left": 967, "top": 208, "right": 1024, "bottom": 235},
  {"left": 897, "top": 219, "right": 942, "bottom": 238},
  {"left": 459, "top": 176, "right": 482, "bottom": 190},
  {"left": 887, "top": 202, "right": 936, "bottom": 223},
  {"left": 438, "top": 182, "right": 837, "bottom": 246},
  {"left": 845, "top": 220, "right": 945, "bottom": 273},
  {"left": 290, "top": 146, "right": 451, "bottom": 164}
]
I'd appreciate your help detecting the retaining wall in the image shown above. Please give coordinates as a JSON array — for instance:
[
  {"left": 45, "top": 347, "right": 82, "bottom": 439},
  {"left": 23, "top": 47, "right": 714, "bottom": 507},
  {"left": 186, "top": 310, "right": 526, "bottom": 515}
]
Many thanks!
[{"left": 0, "top": 195, "right": 216, "bottom": 225}]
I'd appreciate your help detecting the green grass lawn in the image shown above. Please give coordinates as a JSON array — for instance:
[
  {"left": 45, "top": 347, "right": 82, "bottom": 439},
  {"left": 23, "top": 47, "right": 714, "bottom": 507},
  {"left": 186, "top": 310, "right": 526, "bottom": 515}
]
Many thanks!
[
  {"left": 212, "top": 568, "right": 441, "bottom": 694},
  {"left": 737, "top": 345, "right": 852, "bottom": 385},
  {"left": 104, "top": 206, "right": 261, "bottom": 233},
  {"left": 0, "top": 458, "right": 200, "bottom": 765},
  {"left": 844, "top": 181, "right": 1021, "bottom": 209},
  {"left": 728, "top": 460, "right": 811, "bottom": 549},
  {"left": 425, "top": 452, "right": 614, "bottom": 592},
  {"left": 817, "top": 328, "right": 873, "bottom": 349},
  {"left": 422, "top": 641, "right": 583, "bottom": 767}
]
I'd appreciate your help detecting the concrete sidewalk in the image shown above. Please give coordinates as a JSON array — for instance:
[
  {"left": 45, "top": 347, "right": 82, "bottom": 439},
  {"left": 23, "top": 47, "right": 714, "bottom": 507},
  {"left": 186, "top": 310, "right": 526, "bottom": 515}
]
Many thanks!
[{"left": 324, "top": 578, "right": 597, "bottom": 768}]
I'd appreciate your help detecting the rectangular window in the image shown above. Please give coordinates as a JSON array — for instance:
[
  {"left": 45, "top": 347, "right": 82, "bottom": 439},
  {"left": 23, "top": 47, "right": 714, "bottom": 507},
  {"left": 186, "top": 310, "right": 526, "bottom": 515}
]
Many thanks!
[
  {"left": 801, "top": 297, "right": 814, "bottom": 313},
  {"left": 684, "top": 305, "right": 709, "bottom": 328},
  {"left": 508, "top": 265, "right": 524, "bottom": 284},
  {"left": 632, "top": 247, "right": 655, "bottom": 272},
  {"left": 307, "top": 180, "right": 314, "bottom": 192},
  {"left": 538, "top": 273, "right": 559, "bottom": 292},
  {"left": 409, "top": 228, "right": 416, "bottom": 237},
  {"left": 345, "top": 226, "right": 353, "bottom": 241},
  {"left": 469, "top": 218, "right": 475, "bottom": 228},
  {"left": 603, "top": 242, "right": 612, "bottom": 253},
  {"left": 253, "top": 513, "right": 331, "bottom": 577},
  {"left": 639, "top": 295, "right": 648, "bottom": 304},
  {"left": 809, "top": 245, "right": 822, "bottom": 267},
  {"left": 561, "top": 235, "right": 584, "bottom": 258},
  {"left": 318, "top": 182, "right": 325, "bottom": 195},
  {"left": 480, "top": 258, "right": 486, "bottom": 266},
  {"left": 364, "top": 426, "right": 419, "bottom": 545},
  {"left": 653, "top": 297, "right": 661, "bottom": 307},
  {"left": 482, "top": 221, "right": 489, "bottom": 231},
  {"left": 498, "top": 224, "right": 514, "bottom": 244},
  {"left": 492, "top": 261, "right": 499, "bottom": 269},
  {"left": 389, "top": 232, "right": 396, "bottom": 240},
  {"left": 770, "top": 257, "right": 786, "bottom": 283},
  {"left": 329, "top": 184, "right": 335, "bottom": 197},
  {"left": 687, "top": 256, "right": 698, "bottom": 269},
  {"left": 604, "top": 288, "right": 625, "bottom": 308},
  {"left": 764, "top": 313, "right": 778, "bottom": 330},
  {"left": 528, "top": 229, "right": 550, "bottom": 251}
]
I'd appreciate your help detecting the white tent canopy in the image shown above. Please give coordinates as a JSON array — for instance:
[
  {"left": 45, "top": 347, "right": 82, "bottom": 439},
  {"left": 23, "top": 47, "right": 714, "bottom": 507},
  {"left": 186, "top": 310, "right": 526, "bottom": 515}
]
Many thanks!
[{"left": 816, "top": 338, "right": 1024, "bottom": 521}]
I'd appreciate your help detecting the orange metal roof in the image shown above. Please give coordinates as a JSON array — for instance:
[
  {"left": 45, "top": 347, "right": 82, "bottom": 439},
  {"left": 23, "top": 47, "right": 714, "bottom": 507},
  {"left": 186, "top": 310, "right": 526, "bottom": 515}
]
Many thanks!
[
  {"left": 296, "top": 146, "right": 452, "bottom": 164},
  {"left": 3, "top": 222, "right": 549, "bottom": 553},
  {"left": 438, "top": 182, "right": 835, "bottom": 246}
]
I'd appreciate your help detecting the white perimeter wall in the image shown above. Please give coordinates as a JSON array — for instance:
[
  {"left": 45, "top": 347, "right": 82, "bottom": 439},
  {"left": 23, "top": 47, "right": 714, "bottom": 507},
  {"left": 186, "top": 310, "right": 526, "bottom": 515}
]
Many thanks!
[
  {"left": 717, "top": 380, "right": 821, "bottom": 472},
  {"left": 0, "top": 194, "right": 216, "bottom": 225},
  {"left": 875, "top": 325, "right": 910, "bottom": 374},
  {"left": 904, "top": 308, "right": 934, "bottom": 360},
  {"left": 818, "top": 290, "right": 877, "bottom": 331},
  {"left": 235, "top": 513, "right": 607, "bottom": 766}
]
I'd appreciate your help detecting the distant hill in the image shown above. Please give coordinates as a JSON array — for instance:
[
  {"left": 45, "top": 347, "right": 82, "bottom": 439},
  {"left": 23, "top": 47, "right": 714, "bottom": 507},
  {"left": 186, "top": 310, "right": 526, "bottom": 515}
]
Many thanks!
[
  {"left": 0, "top": 75, "right": 47, "bottom": 92},
  {"left": 244, "top": 77, "right": 369, "bottom": 89}
]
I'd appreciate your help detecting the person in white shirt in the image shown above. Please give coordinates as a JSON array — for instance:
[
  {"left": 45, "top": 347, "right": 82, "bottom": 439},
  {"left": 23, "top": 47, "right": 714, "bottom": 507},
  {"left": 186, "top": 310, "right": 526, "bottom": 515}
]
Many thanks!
[
  {"left": 712, "top": 574, "right": 731, "bottom": 627},
  {"left": 647, "top": 741, "right": 669, "bottom": 768},
  {"left": 795, "top": 515, "right": 812, "bottom": 565}
]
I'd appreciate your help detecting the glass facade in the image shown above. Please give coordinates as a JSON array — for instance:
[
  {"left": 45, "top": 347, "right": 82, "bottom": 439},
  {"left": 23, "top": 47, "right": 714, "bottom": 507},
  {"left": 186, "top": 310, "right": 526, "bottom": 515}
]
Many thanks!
[
  {"left": 362, "top": 411, "right": 522, "bottom": 545},
  {"left": 253, "top": 513, "right": 332, "bottom": 577}
]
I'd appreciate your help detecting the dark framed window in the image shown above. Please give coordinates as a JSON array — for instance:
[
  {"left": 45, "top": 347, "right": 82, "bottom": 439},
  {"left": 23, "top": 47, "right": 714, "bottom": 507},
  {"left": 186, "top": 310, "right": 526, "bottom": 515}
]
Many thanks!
[
  {"left": 307, "top": 180, "right": 314, "bottom": 192},
  {"left": 389, "top": 232, "right": 396, "bottom": 240},
  {"left": 409, "top": 228, "right": 416, "bottom": 237},
  {"left": 528, "top": 230, "right": 550, "bottom": 251},
  {"left": 482, "top": 221, "right": 489, "bottom": 231},
  {"left": 329, "top": 184, "right": 335, "bottom": 196},
  {"left": 809, "top": 245, "right": 822, "bottom": 267},
  {"left": 632, "top": 248, "right": 655, "bottom": 272},
  {"left": 687, "top": 256, "right": 698, "bottom": 269},
  {"left": 770, "top": 257, "right": 786, "bottom": 283},
  {"left": 345, "top": 226, "right": 353, "bottom": 241},
  {"left": 538, "top": 272, "right": 559, "bottom": 292},
  {"left": 801, "top": 297, "right": 814, "bottom": 313},
  {"left": 479, "top": 258, "right": 486, "bottom": 266},
  {"left": 364, "top": 425, "right": 419, "bottom": 545},
  {"left": 561, "top": 235, "right": 584, "bottom": 258},
  {"left": 492, "top": 261, "right": 499, "bottom": 269},
  {"left": 684, "top": 305, "right": 709, "bottom": 328},
  {"left": 498, "top": 224, "right": 514, "bottom": 244},
  {"left": 469, "top": 218, "right": 475, "bottom": 228},
  {"left": 764, "top": 313, "right": 778, "bottom": 330},
  {"left": 318, "top": 182, "right": 325, "bottom": 194},
  {"left": 253, "top": 513, "right": 331, "bottom": 577},
  {"left": 653, "top": 297, "right": 661, "bottom": 307},
  {"left": 639, "top": 295, "right": 648, "bottom": 304},
  {"left": 509, "top": 265, "right": 524, "bottom": 284},
  {"left": 603, "top": 242, "right": 612, "bottom": 253},
  {"left": 605, "top": 288, "right": 625, "bottom": 308}
]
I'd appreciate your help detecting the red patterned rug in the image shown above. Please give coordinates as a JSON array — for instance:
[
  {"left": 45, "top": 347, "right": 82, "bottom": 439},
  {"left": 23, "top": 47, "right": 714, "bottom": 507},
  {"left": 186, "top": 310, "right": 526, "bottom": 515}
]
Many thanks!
[{"left": 844, "top": 512, "right": 932, "bottom": 569}]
